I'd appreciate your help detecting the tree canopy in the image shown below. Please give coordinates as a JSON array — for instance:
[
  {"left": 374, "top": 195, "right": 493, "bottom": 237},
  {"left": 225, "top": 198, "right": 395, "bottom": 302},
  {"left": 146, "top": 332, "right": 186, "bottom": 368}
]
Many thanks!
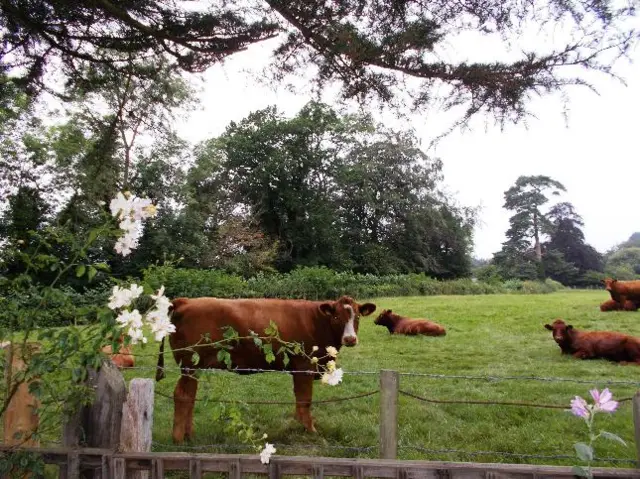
[
  {"left": 1, "top": 0, "right": 637, "bottom": 124},
  {"left": 490, "top": 175, "right": 603, "bottom": 285},
  {"left": 0, "top": 100, "right": 476, "bottom": 281}
]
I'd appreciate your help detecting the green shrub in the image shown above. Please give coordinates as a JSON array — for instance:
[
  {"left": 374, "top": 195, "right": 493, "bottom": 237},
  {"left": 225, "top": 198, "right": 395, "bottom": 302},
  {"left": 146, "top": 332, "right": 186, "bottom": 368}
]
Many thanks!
[
  {"left": 143, "top": 265, "right": 567, "bottom": 301},
  {"left": 1, "top": 266, "right": 571, "bottom": 329}
]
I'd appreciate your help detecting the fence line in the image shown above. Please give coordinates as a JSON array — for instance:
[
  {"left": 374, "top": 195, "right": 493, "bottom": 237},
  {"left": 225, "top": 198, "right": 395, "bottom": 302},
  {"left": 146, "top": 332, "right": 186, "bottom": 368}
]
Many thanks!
[
  {"left": 154, "top": 388, "right": 380, "bottom": 405},
  {"left": 398, "top": 389, "right": 634, "bottom": 409},
  {"left": 148, "top": 441, "right": 637, "bottom": 465},
  {"left": 153, "top": 385, "right": 634, "bottom": 411},
  {"left": 3, "top": 446, "right": 640, "bottom": 479},
  {"left": 115, "top": 364, "right": 640, "bottom": 386},
  {"left": 151, "top": 441, "right": 379, "bottom": 452}
]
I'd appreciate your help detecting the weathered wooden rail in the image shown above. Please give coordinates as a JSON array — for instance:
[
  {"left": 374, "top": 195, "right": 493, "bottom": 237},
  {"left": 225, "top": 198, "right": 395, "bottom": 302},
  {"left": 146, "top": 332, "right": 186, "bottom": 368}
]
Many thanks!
[{"left": 2, "top": 446, "right": 640, "bottom": 479}]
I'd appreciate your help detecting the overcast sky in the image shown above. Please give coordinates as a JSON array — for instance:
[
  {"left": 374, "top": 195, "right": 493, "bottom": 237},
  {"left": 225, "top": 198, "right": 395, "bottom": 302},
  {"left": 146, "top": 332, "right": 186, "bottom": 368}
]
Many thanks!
[{"left": 175, "top": 24, "right": 640, "bottom": 260}]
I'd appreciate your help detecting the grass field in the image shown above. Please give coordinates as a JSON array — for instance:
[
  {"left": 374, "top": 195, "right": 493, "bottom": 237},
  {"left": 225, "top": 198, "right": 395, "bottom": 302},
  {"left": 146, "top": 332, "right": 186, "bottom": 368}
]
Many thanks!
[{"left": 108, "top": 289, "right": 640, "bottom": 472}]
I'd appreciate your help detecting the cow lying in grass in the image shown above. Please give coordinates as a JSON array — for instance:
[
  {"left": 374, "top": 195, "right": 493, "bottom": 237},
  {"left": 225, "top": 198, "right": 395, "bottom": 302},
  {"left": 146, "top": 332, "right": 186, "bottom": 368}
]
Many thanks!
[
  {"left": 374, "top": 309, "right": 446, "bottom": 336},
  {"left": 602, "top": 278, "right": 640, "bottom": 307},
  {"left": 544, "top": 319, "right": 640, "bottom": 364},
  {"left": 101, "top": 335, "right": 135, "bottom": 369},
  {"left": 600, "top": 299, "right": 638, "bottom": 312}
]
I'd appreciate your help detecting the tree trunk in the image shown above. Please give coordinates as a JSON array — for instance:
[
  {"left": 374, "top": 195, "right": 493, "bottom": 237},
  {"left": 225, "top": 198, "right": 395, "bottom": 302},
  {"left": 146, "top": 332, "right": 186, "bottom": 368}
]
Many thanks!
[{"left": 533, "top": 211, "right": 542, "bottom": 262}]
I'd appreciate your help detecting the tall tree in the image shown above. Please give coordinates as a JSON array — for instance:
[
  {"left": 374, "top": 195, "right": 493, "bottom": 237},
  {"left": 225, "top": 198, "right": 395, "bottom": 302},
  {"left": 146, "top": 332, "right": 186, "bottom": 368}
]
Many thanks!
[
  {"left": 542, "top": 202, "right": 603, "bottom": 285},
  {"left": 212, "top": 103, "right": 357, "bottom": 271},
  {"left": 1, "top": 0, "right": 637, "bottom": 126},
  {"left": 544, "top": 202, "right": 603, "bottom": 271},
  {"left": 502, "top": 175, "right": 566, "bottom": 263},
  {"left": 192, "top": 102, "right": 475, "bottom": 276}
]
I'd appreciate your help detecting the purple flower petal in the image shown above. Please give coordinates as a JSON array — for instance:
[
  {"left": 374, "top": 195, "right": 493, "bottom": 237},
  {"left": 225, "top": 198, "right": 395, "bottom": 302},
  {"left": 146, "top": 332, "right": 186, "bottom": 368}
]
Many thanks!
[
  {"left": 599, "top": 388, "right": 613, "bottom": 405},
  {"left": 600, "top": 399, "right": 618, "bottom": 413},
  {"left": 571, "top": 396, "right": 590, "bottom": 418},
  {"left": 590, "top": 389, "right": 601, "bottom": 403}
]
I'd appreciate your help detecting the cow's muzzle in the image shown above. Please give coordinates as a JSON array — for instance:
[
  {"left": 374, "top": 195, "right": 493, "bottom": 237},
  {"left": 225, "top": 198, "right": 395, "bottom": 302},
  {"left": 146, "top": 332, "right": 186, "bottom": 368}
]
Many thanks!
[{"left": 342, "top": 336, "right": 358, "bottom": 347}]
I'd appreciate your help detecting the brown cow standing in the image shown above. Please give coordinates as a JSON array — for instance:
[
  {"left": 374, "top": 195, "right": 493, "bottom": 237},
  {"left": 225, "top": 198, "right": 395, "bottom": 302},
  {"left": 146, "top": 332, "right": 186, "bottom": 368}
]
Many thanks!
[
  {"left": 374, "top": 309, "right": 446, "bottom": 336},
  {"left": 156, "top": 295, "right": 376, "bottom": 443},
  {"left": 101, "top": 335, "right": 135, "bottom": 369},
  {"left": 544, "top": 319, "right": 640, "bottom": 364},
  {"left": 600, "top": 299, "right": 638, "bottom": 312},
  {"left": 602, "top": 278, "right": 640, "bottom": 307}
]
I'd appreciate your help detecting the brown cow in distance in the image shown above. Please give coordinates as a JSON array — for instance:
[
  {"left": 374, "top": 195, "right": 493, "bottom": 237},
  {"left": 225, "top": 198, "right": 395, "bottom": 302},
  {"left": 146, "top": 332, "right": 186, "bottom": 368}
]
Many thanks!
[
  {"left": 101, "top": 335, "right": 135, "bottom": 369},
  {"left": 374, "top": 309, "right": 446, "bottom": 336},
  {"left": 156, "top": 295, "right": 376, "bottom": 443},
  {"left": 600, "top": 299, "right": 638, "bottom": 312},
  {"left": 544, "top": 319, "right": 640, "bottom": 364},
  {"left": 602, "top": 278, "right": 640, "bottom": 306}
]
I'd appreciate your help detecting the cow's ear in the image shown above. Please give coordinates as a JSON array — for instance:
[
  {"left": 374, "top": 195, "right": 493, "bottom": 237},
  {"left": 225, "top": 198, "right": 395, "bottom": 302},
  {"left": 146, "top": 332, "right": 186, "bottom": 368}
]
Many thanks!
[
  {"left": 544, "top": 324, "right": 553, "bottom": 330},
  {"left": 319, "top": 303, "right": 335, "bottom": 317},
  {"left": 386, "top": 309, "right": 392, "bottom": 314},
  {"left": 359, "top": 303, "right": 376, "bottom": 316},
  {"left": 567, "top": 325, "right": 573, "bottom": 331}
]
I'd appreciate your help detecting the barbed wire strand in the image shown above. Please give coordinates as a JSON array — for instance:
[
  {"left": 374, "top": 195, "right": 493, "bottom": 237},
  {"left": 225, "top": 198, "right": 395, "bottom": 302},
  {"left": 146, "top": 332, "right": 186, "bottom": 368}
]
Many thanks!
[
  {"left": 154, "top": 388, "right": 379, "bottom": 405},
  {"left": 153, "top": 386, "right": 633, "bottom": 410},
  {"left": 114, "top": 364, "right": 640, "bottom": 386},
  {"left": 398, "top": 390, "right": 634, "bottom": 409}
]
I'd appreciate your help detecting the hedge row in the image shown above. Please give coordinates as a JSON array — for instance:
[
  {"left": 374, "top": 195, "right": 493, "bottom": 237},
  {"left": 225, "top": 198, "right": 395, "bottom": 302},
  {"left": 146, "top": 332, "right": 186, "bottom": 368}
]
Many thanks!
[
  {"left": 142, "top": 265, "right": 566, "bottom": 301},
  {"left": 1, "top": 266, "right": 566, "bottom": 329}
]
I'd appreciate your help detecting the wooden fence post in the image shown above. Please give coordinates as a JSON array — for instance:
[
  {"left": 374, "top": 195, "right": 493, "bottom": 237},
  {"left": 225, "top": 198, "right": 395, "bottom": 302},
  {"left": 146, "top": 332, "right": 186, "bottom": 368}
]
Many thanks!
[
  {"left": 633, "top": 391, "right": 640, "bottom": 468},
  {"left": 3, "top": 342, "right": 41, "bottom": 447},
  {"left": 61, "top": 360, "right": 127, "bottom": 479},
  {"left": 380, "top": 369, "right": 398, "bottom": 459},
  {"left": 120, "top": 378, "right": 154, "bottom": 479}
]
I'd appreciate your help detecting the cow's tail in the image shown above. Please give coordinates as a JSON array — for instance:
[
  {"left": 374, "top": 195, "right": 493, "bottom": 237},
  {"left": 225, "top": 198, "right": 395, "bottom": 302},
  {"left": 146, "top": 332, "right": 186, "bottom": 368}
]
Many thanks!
[{"left": 156, "top": 336, "right": 166, "bottom": 381}]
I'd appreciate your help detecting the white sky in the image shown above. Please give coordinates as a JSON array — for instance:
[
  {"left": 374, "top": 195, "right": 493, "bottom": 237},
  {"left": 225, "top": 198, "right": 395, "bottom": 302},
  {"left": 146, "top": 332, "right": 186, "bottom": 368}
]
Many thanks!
[{"left": 175, "top": 23, "right": 640, "bottom": 260}]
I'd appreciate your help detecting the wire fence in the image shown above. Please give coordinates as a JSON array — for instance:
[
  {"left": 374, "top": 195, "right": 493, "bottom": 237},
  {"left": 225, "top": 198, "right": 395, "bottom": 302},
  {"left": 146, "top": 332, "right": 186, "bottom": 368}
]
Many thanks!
[
  {"left": 125, "top": 364, "right": 640, "bottom": 468},
  {"left": 122, "top": 364, "right": 640, "bottom": 387}
]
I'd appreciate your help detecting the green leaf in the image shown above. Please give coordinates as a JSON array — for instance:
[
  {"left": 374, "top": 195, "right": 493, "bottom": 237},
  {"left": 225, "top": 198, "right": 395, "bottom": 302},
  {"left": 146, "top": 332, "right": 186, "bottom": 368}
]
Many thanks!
[
  {"left": 75, "top": 264, "right": 86, "bottom": 277},
  {"left": 283, "top": 355, "right": 290, "bottom": 367},
  {"left": 94, "top": 262, "right": 110, "bottom": 271},
  {"left": 223, "top": 327, "right": 239, "bottom": 341},
  {"left": 571, "top": 465, "right": 590, "bottom": 478},
  {"left": 600, "top": 431, "right": 627, "bottom": 446},
  {"left": 574, "top": 442, "right": 593, "bottom": 462},
  {"left": 217, "top": 349, "right": 232, "bottom": 368},
  {"left": 264, "top": 320, "right": 278, "bottom": 337},
  {"left": 87, "top": 228, "right": 99, "bottom": 244},
  {"left": 87, "top": 266, "right": 97, "bottom": 282},
  {"left": 192, "top": 351, "right": 200, "bottom": 366},
  {"left": 253, "top": 336, "right": 263, "bottom": 347}
]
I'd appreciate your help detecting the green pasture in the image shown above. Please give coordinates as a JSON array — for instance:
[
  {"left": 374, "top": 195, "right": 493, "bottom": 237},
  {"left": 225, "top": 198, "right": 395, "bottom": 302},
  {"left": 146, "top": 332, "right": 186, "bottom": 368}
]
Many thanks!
[{"left": 113, "top": 289, "right": 640, "bottom": 471}]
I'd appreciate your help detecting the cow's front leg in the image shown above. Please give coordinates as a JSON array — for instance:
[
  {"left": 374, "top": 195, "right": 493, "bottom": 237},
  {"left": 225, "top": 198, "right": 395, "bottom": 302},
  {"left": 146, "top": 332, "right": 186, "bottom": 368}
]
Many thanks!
[
  {"left": 173, "top": 372, "right": 199, "bottom": 443},
  {"left": 573, "top": 350, "right": 591, "bottom": 360},
  {"left": 293, "top": 373, "right": 316, "bottom": 432}
]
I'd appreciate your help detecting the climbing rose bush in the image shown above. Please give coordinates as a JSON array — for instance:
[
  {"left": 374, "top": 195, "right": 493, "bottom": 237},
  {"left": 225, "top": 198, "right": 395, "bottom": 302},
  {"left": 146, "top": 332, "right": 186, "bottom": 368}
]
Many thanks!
[{"left": 107, "top": 192, "right": 347, "bottom": 464}]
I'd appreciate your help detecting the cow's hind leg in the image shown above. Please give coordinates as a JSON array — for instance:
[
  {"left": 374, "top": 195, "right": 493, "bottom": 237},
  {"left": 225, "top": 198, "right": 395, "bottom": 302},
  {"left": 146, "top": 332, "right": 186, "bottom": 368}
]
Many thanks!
[
  {"left": 173, "top": 371, "right": 199, "bottom": 443},
  {"left": 293, "top": 374, "right": 316, "bottom": 432}
]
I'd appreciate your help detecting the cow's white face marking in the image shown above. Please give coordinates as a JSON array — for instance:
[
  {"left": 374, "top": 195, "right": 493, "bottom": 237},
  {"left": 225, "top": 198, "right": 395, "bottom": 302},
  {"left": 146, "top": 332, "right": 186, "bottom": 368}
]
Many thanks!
[{"left": 342, "top": 305, "right": 358, "bottom": 346}]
